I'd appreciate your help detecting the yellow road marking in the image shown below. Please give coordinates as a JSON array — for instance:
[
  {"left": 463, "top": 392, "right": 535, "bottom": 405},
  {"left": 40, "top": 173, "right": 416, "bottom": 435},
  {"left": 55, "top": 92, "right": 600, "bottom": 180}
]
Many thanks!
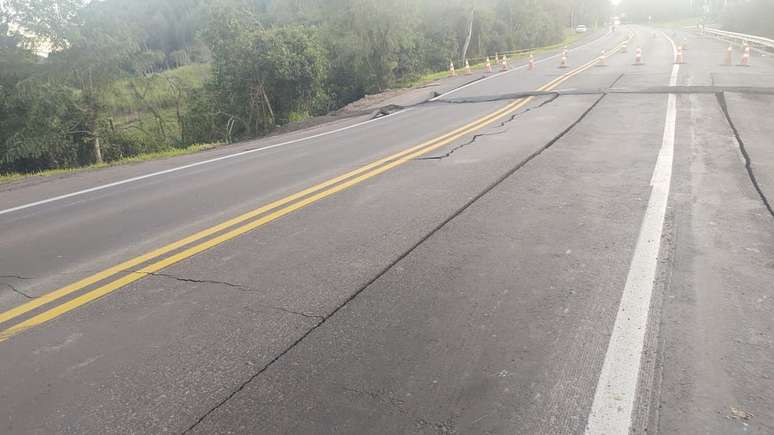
[
  {"left": 0, "top": 36, "right": 630, "bottom": 342},
  {"left": 0, "top": 98, "right": 519, "bottom": 327}
]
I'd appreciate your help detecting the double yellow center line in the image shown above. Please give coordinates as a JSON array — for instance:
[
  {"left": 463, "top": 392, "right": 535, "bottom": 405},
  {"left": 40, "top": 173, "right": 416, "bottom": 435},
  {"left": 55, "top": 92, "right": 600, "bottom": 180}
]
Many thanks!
[{"left": 0, "top": 36, "right": 631, "bottom": 342}]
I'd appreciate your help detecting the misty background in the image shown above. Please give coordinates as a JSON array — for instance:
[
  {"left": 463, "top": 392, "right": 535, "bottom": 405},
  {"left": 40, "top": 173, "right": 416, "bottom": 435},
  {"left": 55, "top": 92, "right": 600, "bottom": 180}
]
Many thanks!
[{"left": 0, "top": 0, "right": 771, "bottom": 177}]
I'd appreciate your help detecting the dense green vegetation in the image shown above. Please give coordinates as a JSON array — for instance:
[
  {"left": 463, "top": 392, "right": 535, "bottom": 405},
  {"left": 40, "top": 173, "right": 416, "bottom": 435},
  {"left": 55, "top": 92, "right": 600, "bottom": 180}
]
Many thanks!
[{"left": 1, "top": 0, "right": 610, "bottom": 176}]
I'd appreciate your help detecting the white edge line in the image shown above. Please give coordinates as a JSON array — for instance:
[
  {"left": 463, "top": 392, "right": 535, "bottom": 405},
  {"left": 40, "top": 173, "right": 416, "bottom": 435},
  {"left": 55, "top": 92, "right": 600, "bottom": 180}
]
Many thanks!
[
  {"left": 584, "top": 31, "right": 679, "bottom": 434},
  {"left": 429, "top": 29, "right": 614, "bottom": 102},
  {"left": 0, "top": 108, "right": 413, "bottom": 217}
]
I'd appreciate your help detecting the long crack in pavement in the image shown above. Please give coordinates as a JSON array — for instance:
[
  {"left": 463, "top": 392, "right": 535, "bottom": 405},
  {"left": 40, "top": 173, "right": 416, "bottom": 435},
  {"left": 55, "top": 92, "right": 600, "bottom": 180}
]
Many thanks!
[
  {"left": 131, "top": 270, "right": 325, "bottom": 322},
  {"left": 716, "top": 91, "right": 774, "bottom": 218}
]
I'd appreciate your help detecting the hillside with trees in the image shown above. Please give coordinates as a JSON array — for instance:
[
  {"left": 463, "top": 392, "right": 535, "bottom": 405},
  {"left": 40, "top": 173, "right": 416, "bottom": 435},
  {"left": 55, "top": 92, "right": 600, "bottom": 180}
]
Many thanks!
[{"left": 0, "top": 0, "right": 611, "bottom": 176}]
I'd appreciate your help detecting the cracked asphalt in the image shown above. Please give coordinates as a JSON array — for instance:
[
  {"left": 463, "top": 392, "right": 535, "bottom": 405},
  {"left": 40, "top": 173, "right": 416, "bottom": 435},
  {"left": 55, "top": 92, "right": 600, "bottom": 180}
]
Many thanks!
[{"left": 1, "top": 26, "right": 773, "bottom": 434}]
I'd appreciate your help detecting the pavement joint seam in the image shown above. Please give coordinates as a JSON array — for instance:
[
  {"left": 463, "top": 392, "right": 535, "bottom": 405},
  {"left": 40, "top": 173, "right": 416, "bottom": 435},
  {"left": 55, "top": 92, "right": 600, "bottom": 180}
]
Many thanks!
[
  {"left": 181, "top": 75, "right": 616, "bottom": 435},
  {"left": 715, "top": 92, "right": 774, "bottom": 218}
]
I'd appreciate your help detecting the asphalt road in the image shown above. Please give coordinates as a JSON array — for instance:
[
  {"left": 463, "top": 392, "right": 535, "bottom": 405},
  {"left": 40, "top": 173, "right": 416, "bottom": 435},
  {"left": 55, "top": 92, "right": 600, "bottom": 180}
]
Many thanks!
[{"left": 1, "top": 26, "right": 773, "bottom": 434}]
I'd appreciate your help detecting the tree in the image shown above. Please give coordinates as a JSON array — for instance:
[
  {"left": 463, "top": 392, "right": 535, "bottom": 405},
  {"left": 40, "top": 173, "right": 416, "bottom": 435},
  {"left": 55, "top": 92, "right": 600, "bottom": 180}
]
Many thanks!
[
  {"left": 2, "top": 0, "right": 605, "bottom": 175},
  {"left": 4, "top": 0, "right": 88, "bottom": 50},
  {"left": 201, "top": 5, "right": 328, "bottom": 140}
]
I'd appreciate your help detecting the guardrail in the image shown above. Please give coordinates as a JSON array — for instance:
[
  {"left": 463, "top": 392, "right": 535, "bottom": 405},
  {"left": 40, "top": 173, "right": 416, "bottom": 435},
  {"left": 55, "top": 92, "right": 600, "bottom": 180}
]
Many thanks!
[{"left": 701, "top": 27, "right": 774, "bottom": 52}]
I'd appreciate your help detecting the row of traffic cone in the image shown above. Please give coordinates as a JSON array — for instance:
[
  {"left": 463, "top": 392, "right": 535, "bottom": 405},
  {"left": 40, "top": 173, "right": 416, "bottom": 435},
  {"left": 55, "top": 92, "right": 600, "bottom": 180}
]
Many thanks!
[
  {"left": 449, "top": 51, "right": 538, "bottom": 77},
  {"left": 447, "top": 40, "right": 750, "bottom": 77},
  {"left": 725, "top": 45, "right": 752, "bottom": 67}
]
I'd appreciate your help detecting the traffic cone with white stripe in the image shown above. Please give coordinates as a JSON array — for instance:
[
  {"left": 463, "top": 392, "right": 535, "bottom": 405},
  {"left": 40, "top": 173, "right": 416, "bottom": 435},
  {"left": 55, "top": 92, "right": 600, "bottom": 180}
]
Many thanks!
[
  {"left": 634, "top": 47, "right": 643, "bottom": 65},
  {"left": 449, "top": 61, "right": 456, "bottom": 77},
  {"left": 739, "top": 46, "right": 751, "bottom": 67},
  {"left": 724, "top": 46, "right": 733, "bottom": 66},
  {"left": 596, "top": 50, "right": 607, "bottom": 67},
  {"left": 485, "top": 56, "right": 493, "bottom": 73},
  {"left": 464, "top": 59, "right": 472, "bottom": 75},
  {"left": 675, "top": 46, "right": 685, "bottom": 64},
  {"left": 528, "top": 53, "right": 535, "bottom": 71},
  {"left": 501, "top": 55, "right": 509, "bottom": 71},
  {"left": 559, "top": 53, "right": 569, "bottom": 69}
]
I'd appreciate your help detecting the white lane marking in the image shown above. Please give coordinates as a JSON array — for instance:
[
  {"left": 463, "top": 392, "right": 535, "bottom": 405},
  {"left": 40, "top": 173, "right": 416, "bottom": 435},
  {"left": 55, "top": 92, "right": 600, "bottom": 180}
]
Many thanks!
[
  {"left": 429, "top": 30, "right": 613, "bottom": 102},
  {"left": 0, "top": 109, "right": 413, "bottom": 217},
  {"left": 584, "top": 32, "right": 679, "bottom": 434}
]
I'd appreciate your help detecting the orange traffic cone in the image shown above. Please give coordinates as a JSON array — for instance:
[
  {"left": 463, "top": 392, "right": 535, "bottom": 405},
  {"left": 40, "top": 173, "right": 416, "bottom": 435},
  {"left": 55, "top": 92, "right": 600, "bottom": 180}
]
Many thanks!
[
  {"left": 675, "top": 46, "right": 685, "bottom": 64},
  {"left": 635, "top": 47, "right": 643, "bottom": 65},
  {"left": 559, "top": 54, "right": 568, "bottom": 69},
  {"left": 597, "top": 50, "right": 607, "bottom": 67},
  {"left": 464, "top": 59, "right": 472, "bottom": 75},
  {"left": 501, "top": 55, "right": 509, "bottom": 71},
  {"left": 528, "top": 53, "right": 535, "bottom": 70},
  {"left": 485, "top": 57, "right": 493, "bottom": 73},
  {"left": 449, "top": 61, "right": 456, "bottom": 77},
  {"left": 495, "top": 53, "right": 500, "bottom": 64},
  {"left": 724, "top": 46, "right": 733, "bottom": 66},
  {"left": 739, "top": 46, "right": 751, "bottom": 67}
]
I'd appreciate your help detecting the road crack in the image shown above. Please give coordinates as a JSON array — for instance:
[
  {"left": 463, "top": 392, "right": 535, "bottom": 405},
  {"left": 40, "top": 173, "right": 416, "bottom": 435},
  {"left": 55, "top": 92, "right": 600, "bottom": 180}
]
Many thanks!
[
  {"left": 136, "top": 271, "right": 250, "bottom": 291},
  {"left": 414, "top": 73, "right": 623, "bottom": 162},
  {"left": 0, "top": 282, "right": 35, "bottom": 299},
  {"left": 0, "top": 274, "right": 34, "bottom": 280},
  {"left": 133, "top": 271, "right": 325, "bottom": 322},
  {"left": 716, "top": 92, "right": 774, "bottom": 219},
  {"left": 415, "top": 93, "right": 560, "bottom": 161},
  {"left": 0, "top": 274, "right": 36, "bottom": 299},
  {"left": 181, "top": 78, "right": 613, "bottom": 435}
]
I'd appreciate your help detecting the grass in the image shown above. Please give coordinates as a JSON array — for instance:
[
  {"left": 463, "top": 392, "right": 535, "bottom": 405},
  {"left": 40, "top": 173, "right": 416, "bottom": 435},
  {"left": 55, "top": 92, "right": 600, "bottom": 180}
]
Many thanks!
[
  {"left": 0, "top": 143, "right": 219, "bottom": 185},
  {"left": 105, "top": 63, "right": 211, "bottom": 116}
]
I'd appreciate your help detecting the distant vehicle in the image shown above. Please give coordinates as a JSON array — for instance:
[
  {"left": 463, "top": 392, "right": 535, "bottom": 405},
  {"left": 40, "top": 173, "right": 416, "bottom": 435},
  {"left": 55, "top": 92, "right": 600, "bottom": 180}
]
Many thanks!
[{"left": 575, "top": 25, "right": 588, "bottom": 33}]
